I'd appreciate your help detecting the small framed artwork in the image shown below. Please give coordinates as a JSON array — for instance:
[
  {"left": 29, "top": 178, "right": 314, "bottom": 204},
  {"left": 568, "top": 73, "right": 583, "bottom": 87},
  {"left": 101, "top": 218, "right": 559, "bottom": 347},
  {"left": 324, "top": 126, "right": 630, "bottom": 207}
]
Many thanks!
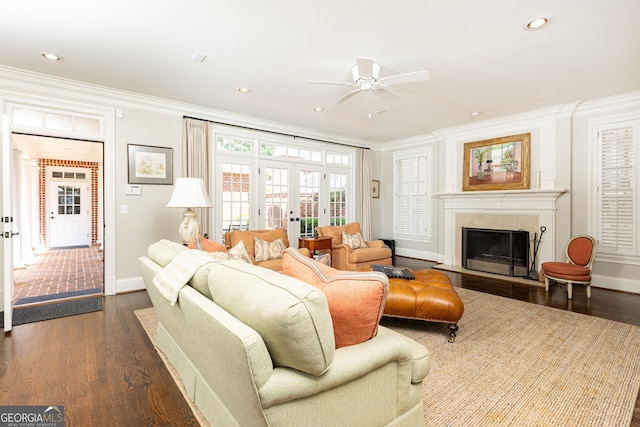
[
  {"left": 372, "top": 180, "right": 380, "bottom": 198},
  {"left": 462, "top": 133, "right": 531, "bottom": 191},
  {"left": 127, "top": 144, "right": 173, "bottom": 185}
]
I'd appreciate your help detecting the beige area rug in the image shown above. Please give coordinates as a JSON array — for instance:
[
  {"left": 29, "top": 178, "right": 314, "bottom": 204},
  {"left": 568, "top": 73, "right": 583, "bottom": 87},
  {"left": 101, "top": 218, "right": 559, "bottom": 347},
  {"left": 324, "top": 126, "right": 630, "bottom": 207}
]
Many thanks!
[{"left": 136, "top": 288, "right": 640, "bottom": 427}]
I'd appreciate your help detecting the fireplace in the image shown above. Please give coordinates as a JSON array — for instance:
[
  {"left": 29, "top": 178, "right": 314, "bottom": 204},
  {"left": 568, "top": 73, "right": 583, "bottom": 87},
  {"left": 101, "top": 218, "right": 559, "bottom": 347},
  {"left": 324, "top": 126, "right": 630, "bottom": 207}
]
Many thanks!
[{"left": 462, "top": 227, "right": 529, "bottom": 277}]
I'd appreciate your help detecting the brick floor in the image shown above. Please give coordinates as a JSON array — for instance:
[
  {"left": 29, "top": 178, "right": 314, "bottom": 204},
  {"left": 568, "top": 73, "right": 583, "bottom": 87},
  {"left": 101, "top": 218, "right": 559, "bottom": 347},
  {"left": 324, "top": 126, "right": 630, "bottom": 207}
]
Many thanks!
[{"left": 13, "top": 245, "right": 104, "bottom": 305}]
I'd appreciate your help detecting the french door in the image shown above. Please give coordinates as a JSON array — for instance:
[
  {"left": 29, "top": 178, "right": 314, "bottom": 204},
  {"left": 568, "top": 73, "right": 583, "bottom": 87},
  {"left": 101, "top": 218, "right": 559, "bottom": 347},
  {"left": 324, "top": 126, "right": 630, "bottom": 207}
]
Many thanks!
[{"left": 260, "top": 162, "right": 324, "bottom": 242}]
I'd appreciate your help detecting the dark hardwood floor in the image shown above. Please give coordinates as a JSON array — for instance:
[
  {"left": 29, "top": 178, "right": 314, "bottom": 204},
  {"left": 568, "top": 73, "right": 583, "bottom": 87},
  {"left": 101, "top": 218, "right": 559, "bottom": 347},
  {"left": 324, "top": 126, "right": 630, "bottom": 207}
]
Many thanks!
[
  {"left": 1, "top": 258, "right": 638, "bottom": 426},
  {"left": 0, "top": 292, "right": 199, "bottom": 426}
]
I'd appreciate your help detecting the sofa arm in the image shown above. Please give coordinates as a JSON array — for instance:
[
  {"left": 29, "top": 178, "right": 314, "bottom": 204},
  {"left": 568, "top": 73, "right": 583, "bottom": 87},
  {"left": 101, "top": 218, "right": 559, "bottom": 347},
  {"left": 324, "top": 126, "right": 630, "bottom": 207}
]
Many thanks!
[
  {"left": 366, "top": 240, "right": 386, "bottom": 249},
  {"left": 257, "top": 326, "right": 428, "bottom": 408}
]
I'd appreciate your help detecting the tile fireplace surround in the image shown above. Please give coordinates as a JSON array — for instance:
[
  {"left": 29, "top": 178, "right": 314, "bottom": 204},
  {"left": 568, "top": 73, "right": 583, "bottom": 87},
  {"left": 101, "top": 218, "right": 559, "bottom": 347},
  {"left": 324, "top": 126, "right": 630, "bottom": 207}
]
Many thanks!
[{"left": 438, "top": 189, "right": 567, "bottom": 273}]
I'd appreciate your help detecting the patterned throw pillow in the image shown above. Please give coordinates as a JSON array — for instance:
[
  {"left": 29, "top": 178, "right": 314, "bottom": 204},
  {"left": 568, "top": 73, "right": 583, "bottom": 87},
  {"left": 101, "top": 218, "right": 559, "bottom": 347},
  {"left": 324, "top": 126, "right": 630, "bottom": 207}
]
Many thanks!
[
  {"left": 254, "top": 237, "right": 286, "bottom": 263},
  {"left": 227, "top": 240, "right": 252, "bottom": 264},
  {"left": 341, "top": 231, "right": 368, "bottom": 249}
]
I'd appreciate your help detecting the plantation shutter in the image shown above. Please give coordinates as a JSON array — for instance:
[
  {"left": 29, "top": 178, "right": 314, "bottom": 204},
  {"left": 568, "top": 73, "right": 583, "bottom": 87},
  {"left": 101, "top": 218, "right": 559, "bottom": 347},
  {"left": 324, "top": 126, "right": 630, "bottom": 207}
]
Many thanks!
[
  {"left": 598, "top": 120, "right": 637, "bottom": 256},
  {"left": 394, "top": 154, "right": 427, "bottom": 237}
]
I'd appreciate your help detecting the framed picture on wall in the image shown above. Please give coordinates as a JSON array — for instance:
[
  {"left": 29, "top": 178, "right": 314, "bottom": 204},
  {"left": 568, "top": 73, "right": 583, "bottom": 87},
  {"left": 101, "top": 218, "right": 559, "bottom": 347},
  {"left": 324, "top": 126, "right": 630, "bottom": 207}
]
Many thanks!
[
  {"left": 372, "top": 180, "right": 380, "bottom": 198},
  {"left": 462, "top": 133, "right": 531, "bottom": 191},
  {"left": 127, "top": 144, "right": 173, "bottom": 185}
]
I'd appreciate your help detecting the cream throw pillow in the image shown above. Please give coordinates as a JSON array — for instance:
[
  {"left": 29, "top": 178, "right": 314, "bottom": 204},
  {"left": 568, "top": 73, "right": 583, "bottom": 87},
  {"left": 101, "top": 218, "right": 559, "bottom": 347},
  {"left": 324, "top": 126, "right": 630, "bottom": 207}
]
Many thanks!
[
  {"left": 254, "top": 237, "right": 286, "bottom": 263},
  {"left": 227, "top": 240, "right": 252, "bottom": 264},
  {"left": 342, "top": 231, "right": 368, "bottom": 249}
]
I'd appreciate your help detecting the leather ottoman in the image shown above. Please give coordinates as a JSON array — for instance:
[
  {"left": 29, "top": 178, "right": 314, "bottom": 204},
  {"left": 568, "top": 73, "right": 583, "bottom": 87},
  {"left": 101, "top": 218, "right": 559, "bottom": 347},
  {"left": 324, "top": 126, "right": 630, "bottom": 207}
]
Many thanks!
[{"left": 383, "top": 269, "right": 465, "bottom": 342}]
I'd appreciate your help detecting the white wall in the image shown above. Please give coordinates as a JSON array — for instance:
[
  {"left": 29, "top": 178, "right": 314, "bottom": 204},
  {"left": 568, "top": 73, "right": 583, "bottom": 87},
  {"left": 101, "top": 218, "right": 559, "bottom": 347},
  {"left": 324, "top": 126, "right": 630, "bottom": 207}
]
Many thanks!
[
  {"left": 378, "top": 92, "right": 640, "bottom": 294},
  {"left": 0, "top": 67, "right": 374, "bottom": 297}
]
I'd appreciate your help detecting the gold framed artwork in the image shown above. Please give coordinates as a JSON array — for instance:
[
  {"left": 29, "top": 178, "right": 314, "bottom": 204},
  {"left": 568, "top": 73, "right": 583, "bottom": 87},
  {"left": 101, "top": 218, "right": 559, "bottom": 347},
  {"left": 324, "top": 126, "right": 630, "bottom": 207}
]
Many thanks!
[
  {"left": 462, "top": 133, "right": 531, "bottom": 191},
  {"left": 371, "top": 180, "right": 380, "bottom": 198}
]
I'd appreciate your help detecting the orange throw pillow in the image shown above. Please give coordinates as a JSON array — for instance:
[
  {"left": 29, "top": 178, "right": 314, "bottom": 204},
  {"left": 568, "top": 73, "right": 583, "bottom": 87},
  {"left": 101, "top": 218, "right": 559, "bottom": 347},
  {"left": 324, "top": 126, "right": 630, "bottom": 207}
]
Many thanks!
[
  {"left": 281, "top": 248, "right": 388, "bottom": 348},
  {"left": 188, "top": 235, "right": 228, "bottom": 253}
]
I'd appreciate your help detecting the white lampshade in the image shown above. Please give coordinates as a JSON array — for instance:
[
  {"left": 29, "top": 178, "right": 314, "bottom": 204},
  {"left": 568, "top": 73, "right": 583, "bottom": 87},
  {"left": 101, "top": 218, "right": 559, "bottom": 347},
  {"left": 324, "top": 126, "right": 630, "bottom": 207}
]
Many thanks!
[
  {"left": 167, "top": 177, "right": 212, "bottom": 244},
  {"left": 167, "top": 177, "right": 212, "bottom": 208}
]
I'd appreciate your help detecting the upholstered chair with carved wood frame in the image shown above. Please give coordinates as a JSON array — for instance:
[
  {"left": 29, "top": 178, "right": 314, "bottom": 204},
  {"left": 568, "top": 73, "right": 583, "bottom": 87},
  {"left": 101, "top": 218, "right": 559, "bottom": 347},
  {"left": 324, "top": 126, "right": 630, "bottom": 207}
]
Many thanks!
[{"left": 541, "top": 235, "right": 597, "bottom": 299}]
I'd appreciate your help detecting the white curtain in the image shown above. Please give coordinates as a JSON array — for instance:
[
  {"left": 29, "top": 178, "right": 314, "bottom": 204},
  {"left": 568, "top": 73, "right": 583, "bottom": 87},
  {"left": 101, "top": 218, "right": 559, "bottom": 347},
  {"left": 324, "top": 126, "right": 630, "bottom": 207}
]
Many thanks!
[
  {"left": 360, "top": 148, "right": 372, "bottom": 240},
  {"left": 182, "top": 118, "right": 210, "bottom": 237}
]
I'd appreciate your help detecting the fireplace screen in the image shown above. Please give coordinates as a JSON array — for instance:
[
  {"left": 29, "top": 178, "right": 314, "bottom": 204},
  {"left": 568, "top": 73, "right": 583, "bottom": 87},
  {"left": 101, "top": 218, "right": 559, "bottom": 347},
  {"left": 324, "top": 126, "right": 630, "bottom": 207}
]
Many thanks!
[{"left": 462, "top": 227, "right": 529, "bottom": 277}]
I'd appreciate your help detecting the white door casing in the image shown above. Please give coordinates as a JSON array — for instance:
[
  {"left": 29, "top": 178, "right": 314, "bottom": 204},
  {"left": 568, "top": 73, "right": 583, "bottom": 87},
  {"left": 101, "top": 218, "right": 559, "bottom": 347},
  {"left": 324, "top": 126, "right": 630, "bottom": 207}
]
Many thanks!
[{"left": 1, "top": 114, "right": 14, "bottom": 331}]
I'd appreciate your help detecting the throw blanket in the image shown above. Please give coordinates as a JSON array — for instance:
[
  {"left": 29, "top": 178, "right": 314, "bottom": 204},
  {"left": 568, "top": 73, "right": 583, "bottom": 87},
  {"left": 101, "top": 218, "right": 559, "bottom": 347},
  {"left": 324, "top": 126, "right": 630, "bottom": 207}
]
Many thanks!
[{"left": 153, "top": 249, "right": 213, "bottom": 305}]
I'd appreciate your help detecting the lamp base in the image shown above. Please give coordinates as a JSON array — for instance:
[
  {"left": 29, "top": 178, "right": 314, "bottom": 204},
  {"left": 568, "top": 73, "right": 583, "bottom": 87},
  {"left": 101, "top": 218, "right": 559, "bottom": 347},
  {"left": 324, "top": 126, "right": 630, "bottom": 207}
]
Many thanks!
[{"left": 178, "top": 208, "right": 199, "bottom": 245}]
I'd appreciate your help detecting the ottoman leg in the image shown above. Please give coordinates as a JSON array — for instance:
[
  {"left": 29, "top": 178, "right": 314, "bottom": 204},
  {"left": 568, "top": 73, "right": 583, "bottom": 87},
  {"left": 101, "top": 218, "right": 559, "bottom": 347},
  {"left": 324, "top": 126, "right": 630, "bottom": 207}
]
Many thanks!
[{"left": 448, "top": 323, "right": 459, "bottom": 343}]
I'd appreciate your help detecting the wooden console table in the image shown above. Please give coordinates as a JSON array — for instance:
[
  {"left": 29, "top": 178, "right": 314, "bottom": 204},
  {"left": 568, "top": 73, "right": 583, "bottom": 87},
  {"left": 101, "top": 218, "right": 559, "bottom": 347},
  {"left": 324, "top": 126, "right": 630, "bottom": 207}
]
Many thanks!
[{"left": 298, "top": 236, "right": 333, "bottom": 266}]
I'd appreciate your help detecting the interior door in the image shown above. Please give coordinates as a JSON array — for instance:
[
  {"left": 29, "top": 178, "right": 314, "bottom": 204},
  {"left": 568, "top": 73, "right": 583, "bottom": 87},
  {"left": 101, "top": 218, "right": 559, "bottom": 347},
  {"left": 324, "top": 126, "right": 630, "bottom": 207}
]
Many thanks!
[
  {"left": 48, "top": 181, "right": 90, "bottom": 248},
  {"left": 261, "top": 161, "right": 323, "bottom": 243},
  {"left": 1, "top": 115, "right": 14, "bottom": 331}
]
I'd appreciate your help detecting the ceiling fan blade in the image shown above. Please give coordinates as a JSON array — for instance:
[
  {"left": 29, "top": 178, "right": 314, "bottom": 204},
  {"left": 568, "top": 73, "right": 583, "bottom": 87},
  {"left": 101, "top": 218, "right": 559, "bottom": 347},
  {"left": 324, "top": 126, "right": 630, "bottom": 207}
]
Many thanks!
[
  {"left": 308, "top": 80, "right": 352, "bottom": 86},
  {"left": 333, "top": 88, "right": 361, "bottom": 104},
  {"left": 379, "top": 70, "right": 429, "bottom": 86},
  {"left": 356, "top": 57, "right": 374, "bottom": 79},
  {"left": 374, "top": 86, "right": 402, "bottom": 102}
]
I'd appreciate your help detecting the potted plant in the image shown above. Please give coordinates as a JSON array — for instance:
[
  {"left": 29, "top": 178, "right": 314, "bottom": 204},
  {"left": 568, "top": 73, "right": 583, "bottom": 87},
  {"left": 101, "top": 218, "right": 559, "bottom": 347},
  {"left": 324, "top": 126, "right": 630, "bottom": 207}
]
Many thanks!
[{"left": 474, "top": 147, "right": 490, "bottom": 180}]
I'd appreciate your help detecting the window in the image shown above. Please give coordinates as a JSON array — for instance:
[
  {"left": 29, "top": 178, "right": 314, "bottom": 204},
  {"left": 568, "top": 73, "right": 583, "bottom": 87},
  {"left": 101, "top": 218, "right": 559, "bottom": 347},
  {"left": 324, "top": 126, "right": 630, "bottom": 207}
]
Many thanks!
[
  {"left": 328, "top": 172, "right": 347, "bottom": 226},
  {"left": 596, "top": 118, "right": 639, "bottom": 261},
  {"left": 212, "top": 125, "right": 355, "bottom": 242},
  {"left": 394, "top": 148, "right": 431, "bottom": 240},
  {"left": 221, "top": 162, "right": 252, "bottom": 233}
]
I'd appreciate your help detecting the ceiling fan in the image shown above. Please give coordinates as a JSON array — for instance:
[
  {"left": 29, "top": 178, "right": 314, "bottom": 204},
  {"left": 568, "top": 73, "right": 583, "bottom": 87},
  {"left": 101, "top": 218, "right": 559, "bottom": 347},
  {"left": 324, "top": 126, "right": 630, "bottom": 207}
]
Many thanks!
[{"left": 308, "top": 57, "right": 429, "bottom": 105}]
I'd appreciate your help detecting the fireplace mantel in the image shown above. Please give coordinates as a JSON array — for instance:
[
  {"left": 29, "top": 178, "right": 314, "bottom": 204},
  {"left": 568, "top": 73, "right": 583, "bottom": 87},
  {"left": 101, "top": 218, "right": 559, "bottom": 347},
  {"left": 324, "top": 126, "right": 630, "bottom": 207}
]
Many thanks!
[
  {"left": 437, "top": 189, "right": 567, "bottom": 208},
  {"left": 437, "top": 189, "right": 567, "bottom": 269}
]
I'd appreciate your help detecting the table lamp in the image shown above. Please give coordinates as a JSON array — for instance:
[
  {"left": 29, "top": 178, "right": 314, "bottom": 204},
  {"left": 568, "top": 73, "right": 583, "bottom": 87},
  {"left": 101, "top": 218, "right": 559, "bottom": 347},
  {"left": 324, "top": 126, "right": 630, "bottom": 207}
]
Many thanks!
[{"left": 166, "top": 177, "right": 213, "bottom": 244}]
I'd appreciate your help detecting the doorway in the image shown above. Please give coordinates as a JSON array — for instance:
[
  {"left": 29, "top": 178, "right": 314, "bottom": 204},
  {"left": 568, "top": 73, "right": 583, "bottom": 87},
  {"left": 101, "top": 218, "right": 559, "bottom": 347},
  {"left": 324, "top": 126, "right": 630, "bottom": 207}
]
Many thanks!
[{"left": 11, "top": 134, "right": 104, "bottom": 307}]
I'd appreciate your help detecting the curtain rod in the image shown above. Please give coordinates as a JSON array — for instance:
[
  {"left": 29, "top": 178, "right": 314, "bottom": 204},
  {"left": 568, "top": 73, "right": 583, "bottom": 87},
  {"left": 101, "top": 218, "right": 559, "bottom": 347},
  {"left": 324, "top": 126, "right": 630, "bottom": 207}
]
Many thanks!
[{"left": 183, "top": 115, "right": 370, "bottom": 150}]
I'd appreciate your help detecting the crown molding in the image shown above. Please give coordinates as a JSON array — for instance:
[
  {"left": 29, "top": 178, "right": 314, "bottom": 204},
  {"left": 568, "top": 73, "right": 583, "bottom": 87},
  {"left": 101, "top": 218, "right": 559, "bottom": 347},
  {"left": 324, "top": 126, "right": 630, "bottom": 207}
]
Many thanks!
[{"left": 0, "top": 65, "right": 376, "bottom": 149}]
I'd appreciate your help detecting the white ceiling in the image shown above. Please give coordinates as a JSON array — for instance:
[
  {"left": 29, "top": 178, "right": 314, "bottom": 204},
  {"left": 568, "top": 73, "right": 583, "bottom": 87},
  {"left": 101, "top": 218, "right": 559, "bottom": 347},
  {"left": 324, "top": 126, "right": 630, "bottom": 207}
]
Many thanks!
[{"left": 1, "top": 0, "right": 639, "bottom": 144}]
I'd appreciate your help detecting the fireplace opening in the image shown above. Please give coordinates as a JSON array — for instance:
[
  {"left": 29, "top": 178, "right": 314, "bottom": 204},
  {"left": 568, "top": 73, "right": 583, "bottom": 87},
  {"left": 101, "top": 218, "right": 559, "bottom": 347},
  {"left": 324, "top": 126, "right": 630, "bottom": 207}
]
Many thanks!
[{"left": 462, "top": 227, "right": 529, "bottom": 277}]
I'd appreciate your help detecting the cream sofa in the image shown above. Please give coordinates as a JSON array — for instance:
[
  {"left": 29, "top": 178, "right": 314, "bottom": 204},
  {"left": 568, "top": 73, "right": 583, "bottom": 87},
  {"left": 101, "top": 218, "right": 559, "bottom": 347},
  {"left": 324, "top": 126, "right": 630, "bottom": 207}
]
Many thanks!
[{"left": 139, "top": 239, "right": 429, "bottom": 426}]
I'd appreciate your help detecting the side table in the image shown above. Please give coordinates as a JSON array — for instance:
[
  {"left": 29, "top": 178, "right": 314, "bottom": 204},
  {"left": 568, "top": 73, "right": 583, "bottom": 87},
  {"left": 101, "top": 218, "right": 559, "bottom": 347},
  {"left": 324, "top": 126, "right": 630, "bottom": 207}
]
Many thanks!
[{"left": 298, "top": 236, "right": 333, "bottom": 267}]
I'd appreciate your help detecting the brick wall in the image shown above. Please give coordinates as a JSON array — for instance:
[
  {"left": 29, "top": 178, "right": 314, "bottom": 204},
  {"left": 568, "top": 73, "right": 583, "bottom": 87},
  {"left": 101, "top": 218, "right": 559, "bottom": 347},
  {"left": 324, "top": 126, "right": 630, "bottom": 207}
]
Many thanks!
[{"left": 38, "top": 159, "right": 100, "bottom": 247}]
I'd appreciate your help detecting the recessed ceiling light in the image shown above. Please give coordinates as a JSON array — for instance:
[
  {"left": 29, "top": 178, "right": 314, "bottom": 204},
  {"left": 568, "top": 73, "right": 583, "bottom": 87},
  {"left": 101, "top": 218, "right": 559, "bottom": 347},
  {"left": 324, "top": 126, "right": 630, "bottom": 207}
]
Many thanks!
[
  {"left": 471, "top": 111, "right": 483, "bottom": 117},
  {"left": 40, "top": 51, "right": 63, "bottom": 61},
  {"left": 236, "top": 87, "right": 251, "bottom": 93},
  {"left": 524, "top": 17, "right": 550, "bottom": 31},
  {"left": 313, "top": 107, "right": 324, "bottom": 112}
]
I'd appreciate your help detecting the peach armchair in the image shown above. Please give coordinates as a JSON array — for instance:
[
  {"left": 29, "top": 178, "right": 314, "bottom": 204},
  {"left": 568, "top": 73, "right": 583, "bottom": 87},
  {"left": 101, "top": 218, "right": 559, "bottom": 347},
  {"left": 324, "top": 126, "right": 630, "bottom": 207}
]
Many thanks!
[{"left": 315, "top": 222, "right": 392, "bottom": 271}]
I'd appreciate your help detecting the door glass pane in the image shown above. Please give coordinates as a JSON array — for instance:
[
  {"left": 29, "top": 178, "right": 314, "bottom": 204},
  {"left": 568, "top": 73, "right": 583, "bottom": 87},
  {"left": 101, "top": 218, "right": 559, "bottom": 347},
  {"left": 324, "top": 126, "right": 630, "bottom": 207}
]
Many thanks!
[
  {"left": 57, "top": 185, "right": 82, "bottom": 216},
  {"left": 265, "top": 167, "right": 289, "bottom": 230},
  {"left": 221, "top": 163, "right": 251, "bottom": 235},
  {"left": 329, "top": 173, "right": 347, "bottom": 226},
  {"left": 299, "top": 170, "right": 320, "bottom": 237}
]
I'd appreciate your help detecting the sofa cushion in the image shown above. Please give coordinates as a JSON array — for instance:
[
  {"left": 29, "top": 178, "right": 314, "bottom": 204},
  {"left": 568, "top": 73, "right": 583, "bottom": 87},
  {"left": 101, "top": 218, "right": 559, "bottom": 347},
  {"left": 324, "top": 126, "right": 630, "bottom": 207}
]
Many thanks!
[
  {"left": 342, "top": 231, "right": 369, "bottom": 249},
  {"left": 281, "top": 248, "right": 388, "bottom": 348},
  {"left": 208, "top": 261, "right": 335, "bottom": 376},
  {"left": 148, "top": 239, "right": 188, "bottom": 268},
  {"left": 254, "top": 237, "right": 286, "bottom": 263},
  {"left": 188, "top": 235, "right": 228, "bottom": 253}
]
